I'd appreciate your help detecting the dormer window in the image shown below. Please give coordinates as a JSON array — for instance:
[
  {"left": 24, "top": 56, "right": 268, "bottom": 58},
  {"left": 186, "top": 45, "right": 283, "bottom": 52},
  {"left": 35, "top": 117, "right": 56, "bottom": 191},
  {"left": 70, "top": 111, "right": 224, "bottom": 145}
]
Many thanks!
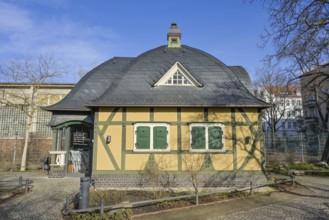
[
  {"left": 154, "top": 62, "right": 202, "bottom": 87},
  {"left": 165, "top": 71, "right": 191, "bottom": 85}
]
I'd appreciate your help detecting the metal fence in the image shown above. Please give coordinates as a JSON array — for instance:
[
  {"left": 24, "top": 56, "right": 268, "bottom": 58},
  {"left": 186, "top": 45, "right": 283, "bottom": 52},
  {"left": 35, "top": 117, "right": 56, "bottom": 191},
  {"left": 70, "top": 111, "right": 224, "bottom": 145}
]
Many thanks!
[{"left": 264, "top": 132, "right": 327, "bottom": 163}]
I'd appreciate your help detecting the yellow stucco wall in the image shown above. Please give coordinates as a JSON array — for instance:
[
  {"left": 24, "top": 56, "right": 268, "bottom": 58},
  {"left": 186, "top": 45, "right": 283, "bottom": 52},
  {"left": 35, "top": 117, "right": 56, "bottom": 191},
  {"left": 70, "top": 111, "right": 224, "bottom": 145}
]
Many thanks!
[{"left": 94, "top": 107, "right": 262, "bottom": 173}]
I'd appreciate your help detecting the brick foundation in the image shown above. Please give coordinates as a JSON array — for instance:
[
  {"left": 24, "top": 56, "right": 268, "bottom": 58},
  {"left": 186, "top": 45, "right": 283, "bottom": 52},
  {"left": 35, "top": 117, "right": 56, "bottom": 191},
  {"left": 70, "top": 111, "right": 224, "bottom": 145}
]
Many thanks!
[
  {"left": 0, "top": 137, "right": 52, "bottom": 171},
  {"left": 92, "top": 172, "right": 267, "bottom": 189},
  {"left": 48, "top": 169, "right": 65, "bottom": 178}
]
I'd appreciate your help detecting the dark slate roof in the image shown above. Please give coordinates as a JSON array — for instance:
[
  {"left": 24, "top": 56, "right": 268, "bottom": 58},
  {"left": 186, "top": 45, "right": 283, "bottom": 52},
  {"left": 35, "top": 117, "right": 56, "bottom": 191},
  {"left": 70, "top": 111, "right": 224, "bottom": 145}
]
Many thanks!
[
  {"left": 228, "top": 66, "right": 253, "bottom": 93},
  {"left": 87, "top": 45, "right": 268, "bottom": 107},
  {"left": 44, "top": 57, "right": 134, "bottom": 111}
]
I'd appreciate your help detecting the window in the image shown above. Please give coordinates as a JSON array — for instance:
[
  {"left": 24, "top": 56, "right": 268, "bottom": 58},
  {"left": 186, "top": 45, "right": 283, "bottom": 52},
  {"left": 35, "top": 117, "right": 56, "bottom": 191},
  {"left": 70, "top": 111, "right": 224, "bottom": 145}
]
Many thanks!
[
  {"left": 297, "top": 100, "right": 301, "bottom": 106},
  {"left": 282, "top": 122, "right": 285, "bottom": 129},
  {"left": 286, "top": 100, "right": 290, "bottom": 106},
  {"left": 292, "top": 100, "right": 296, "bottom": 106},
  {"left": 155, "top": 62, "right": 202, "bottom": 87},
  {"left": 134, "top": 123, "right": 170, "bottom": 151},
  {"left": 293, "top": 122, "right": 297, "bottom": 128},
  {"left": 190, "top": 123, "right": 225, "bottom": 152},
  {"left": 165, "top": 71, "right": 191, "bottom": 85},
  {"left": 288, "top": 122, "right": 291, "bottom": 129},
  {"left": 171, "top": 38, "right": 178, "bottom": 43}
]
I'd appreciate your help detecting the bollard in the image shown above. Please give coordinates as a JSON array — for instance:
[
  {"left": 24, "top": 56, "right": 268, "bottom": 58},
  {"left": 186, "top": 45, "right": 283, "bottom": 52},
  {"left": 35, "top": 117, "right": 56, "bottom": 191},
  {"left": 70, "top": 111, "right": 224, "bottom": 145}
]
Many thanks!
[
  {"left": 25, "top": 178, "right": 29, "bottom": 194},
  {"left": 100, "top": 199, "right": 104, "bottom": 215},
  {"left": 19, "top": 176, "right": 23, "bottom": 187},
  {"left": 250, "top": 180, "right": 253, "bottom": 195},
  {"left": 79, "top": 177, "right": 90, "bottom": 209}
]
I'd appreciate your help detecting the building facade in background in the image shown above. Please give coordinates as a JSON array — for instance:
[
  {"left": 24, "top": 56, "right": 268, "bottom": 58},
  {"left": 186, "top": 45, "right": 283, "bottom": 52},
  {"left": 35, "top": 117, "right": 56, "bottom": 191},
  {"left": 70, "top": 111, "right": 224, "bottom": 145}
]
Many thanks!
[
  {"left": 300, "top": 64, "right": 329, "bottom": 156},
  {"left": 0, "top": 83, "right": 74, "bottom": 170},
  {"left": 254, "top": 86, "right": 303, "bottom": 137}
]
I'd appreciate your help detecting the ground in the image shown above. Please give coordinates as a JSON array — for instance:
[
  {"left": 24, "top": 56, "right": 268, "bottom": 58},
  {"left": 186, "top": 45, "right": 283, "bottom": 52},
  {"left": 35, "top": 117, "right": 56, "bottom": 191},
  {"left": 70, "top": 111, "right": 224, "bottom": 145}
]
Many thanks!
[{"left": 0, "top": 172, "right": 328, "bottom": 220}]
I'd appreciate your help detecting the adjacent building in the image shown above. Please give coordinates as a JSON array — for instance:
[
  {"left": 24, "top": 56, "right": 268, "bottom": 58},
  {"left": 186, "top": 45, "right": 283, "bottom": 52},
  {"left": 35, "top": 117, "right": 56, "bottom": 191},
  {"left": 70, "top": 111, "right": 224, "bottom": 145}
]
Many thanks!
[
  {"left": 0, "top": 83, "right": 74, "bottom": 170},
  {"left": 254, "top": 86, "right": 303, "bottom": 137},
  {"left": 301, "top": 64, "right": 329, "bottom": 155}
]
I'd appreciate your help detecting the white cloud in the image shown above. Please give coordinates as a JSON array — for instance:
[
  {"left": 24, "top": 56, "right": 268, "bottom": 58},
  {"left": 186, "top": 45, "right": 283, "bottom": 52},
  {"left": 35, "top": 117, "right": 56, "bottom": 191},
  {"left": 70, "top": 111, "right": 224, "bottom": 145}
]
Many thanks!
[
  {"left": 0, "top": 2, "right": 33, "bottom": 32},
  {"left": 0, "top": 1, "right": 120, "bottom": 82}
]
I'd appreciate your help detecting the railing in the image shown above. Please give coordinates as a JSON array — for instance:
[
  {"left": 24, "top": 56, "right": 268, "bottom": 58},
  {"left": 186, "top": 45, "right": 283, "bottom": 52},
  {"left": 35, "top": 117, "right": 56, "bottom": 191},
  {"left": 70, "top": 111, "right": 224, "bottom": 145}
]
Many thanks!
[
  {"left": 62, "top": 176, "right": 295, "bottom": 216},
  {"left": 0, "top": 176, "right": 33, "bottom": 203},
  {"left": 304, "top": 99, "right": 317, "bottom": 108},
  {"left": 304, "top": 116, "right": 319, "bottom": 124}
]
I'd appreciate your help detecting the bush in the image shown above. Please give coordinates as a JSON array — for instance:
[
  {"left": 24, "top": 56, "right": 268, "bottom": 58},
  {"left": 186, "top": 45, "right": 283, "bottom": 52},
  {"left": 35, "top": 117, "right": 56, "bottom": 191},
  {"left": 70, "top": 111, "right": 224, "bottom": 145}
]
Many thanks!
[
  {"left": 288, "top": 163, "right": 327, "bottom": 171},
  {"left": 89, "top": 190, "right": 127, "bottom": 207},
  {"left": 71, "top": 209, "right": 132, "bottom": 220}
]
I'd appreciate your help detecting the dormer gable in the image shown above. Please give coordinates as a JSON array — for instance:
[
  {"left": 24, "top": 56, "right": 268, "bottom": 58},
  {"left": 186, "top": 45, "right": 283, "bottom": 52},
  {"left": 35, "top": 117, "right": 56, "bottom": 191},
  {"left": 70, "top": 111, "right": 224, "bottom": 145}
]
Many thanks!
[{"left": 154, "top": 62, "right": 202, "bottom": 87}]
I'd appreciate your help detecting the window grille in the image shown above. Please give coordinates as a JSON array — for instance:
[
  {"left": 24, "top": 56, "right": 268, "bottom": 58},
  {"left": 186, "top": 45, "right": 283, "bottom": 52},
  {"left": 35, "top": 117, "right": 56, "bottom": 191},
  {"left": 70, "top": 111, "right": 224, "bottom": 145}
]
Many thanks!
[
  {"left": 0, "top": 106, "right": 27, "bottom": 137},
  {"left": 36, "top": 108, "right": 52, "bottom": 137}
]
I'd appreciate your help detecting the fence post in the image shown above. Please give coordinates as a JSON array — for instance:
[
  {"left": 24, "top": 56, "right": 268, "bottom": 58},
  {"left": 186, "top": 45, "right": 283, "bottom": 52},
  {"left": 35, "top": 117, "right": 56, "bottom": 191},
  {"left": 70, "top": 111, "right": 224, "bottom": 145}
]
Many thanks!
[
  {"left": 19, "top": 176, "right": 23, "bottom": 187},
  {"left": 318, "top": 134, "right": 321, "bottom": 158},
  {"left": 64, "top": 196, "right": 71, "bottom": 213},
  {"left": 25, "top": 178, "right": 29, "bottom": 194},
  {"left": 100, "top": 199, "right": 104, "bottom": 215},
  {"left": 250, "top": 180, "right": 253, "bottom": 195},
  {"left": 291, "top": 174, "right": 295, "bottom": 187}
]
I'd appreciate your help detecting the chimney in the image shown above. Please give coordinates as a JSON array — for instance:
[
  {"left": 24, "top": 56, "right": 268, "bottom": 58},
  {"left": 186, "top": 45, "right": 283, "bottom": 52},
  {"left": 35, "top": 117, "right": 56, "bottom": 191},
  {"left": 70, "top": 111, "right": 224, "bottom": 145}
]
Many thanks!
[{"left": 167, "top": 22, "right": 181, "bottom": 48}]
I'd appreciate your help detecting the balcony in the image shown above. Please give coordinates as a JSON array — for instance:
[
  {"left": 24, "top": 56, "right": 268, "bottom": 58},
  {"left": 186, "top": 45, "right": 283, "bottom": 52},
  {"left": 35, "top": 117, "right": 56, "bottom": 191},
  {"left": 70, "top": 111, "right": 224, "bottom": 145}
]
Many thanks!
[
  {"left": 304, "top": 99, "right": 317, "bottom": 108},
  {"left": 295, "top": 116, "right": 304, "bottom": 123},
  {"left": 304, "top": 116, "right": 319, "bottom": 125}
]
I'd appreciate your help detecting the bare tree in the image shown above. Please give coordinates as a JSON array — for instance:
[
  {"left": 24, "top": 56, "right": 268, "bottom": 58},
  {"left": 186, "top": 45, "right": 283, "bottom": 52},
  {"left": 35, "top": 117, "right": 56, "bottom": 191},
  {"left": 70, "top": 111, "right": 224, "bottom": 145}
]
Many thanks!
[
  {"left": 183, "top": 154, "right": 204, "bottom": 205},
  {"left": 259, "top": 0, "right": 329, "bottom": 73},
  {"left": 257, "top": 0, "right": 329, "bottom": 163},
  {"left": 0, "top": 53, "right": 65, "bottom": 171},
  {"left": 254, "top": 64, "right": 291, "bottom": 134}
]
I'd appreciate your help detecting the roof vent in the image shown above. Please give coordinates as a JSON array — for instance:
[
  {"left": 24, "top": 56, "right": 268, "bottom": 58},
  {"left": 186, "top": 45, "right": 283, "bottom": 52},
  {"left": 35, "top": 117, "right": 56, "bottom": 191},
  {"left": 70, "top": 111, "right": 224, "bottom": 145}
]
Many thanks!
[{"left": 167, "top": 22, "right": 181, "bottom": 48}]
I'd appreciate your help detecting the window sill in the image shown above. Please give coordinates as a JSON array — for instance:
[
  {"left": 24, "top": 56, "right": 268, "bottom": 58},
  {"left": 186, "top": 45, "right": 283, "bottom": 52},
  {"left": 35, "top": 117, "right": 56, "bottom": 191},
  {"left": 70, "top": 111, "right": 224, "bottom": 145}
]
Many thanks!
[
  {"left": 189, "top": 149, "right": 226, "bottom": 153},
  {"left": 133, "top": 149, "right": 171, "bottom": 153}
]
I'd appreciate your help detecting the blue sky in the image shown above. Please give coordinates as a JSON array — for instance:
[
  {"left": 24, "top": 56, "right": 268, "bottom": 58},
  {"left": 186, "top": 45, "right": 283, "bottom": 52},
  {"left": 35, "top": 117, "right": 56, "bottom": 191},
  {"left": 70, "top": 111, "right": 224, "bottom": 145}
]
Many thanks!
[{"left": 0, "top": 0, "right": 272, "bottom": 83}]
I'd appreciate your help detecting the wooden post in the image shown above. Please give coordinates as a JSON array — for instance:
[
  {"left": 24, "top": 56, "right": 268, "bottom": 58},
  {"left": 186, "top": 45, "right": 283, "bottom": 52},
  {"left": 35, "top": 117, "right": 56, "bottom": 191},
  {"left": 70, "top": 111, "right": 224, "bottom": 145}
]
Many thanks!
[
  {"left": 100, "top": 199, "right": 104, "bottom": 215},
  {"left": 25, "top": 178, "right": 29, "bottom": 194},
  {"left": 19, "top": 176, "right": 23, "bottom": 187}
]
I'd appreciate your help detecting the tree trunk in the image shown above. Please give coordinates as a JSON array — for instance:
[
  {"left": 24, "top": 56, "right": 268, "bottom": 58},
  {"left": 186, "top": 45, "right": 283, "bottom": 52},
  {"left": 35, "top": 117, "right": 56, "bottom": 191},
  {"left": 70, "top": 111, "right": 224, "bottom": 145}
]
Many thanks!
[
  {"left": 20, "top": 117, "right": 32, "bottom": 171},
  {"left": 321, "top": 133, "right": 329, "bottom": 164}
]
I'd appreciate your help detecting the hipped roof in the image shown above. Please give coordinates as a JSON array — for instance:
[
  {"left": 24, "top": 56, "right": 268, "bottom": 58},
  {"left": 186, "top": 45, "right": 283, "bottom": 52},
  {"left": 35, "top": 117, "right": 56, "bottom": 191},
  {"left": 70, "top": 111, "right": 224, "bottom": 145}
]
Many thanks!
[{"left": 45, "top": 45, "right": 269, "bottom": 111}]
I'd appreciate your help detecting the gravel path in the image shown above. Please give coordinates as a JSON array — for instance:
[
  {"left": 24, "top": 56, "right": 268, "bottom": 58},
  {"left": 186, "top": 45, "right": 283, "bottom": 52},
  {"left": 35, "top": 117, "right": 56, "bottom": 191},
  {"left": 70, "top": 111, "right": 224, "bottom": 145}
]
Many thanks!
[
  {"left": 216, "top": 176, "right": 329, "bottom": 220},
  {"left": 0, "top": 173, "right": 80, "bottom": 220},
  {"left": 1, "top": 173, "right": 328, "bottom": 220}
]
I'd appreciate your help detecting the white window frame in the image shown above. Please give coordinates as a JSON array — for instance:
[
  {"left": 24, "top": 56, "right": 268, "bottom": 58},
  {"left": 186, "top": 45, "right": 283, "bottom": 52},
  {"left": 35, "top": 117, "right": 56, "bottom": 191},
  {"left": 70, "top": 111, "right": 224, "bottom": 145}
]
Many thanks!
[
  {"left": 164, "top": 70, "right": 192, "bottom": 85},
  {"left": 154, "top": 62, "right": 202, "bottom": 87},
  {"left": 133, "top": 123, "right": 170, "bottom": 152},
  {"left": 189, "top": 123, "right": 225, "bottom": 152}
]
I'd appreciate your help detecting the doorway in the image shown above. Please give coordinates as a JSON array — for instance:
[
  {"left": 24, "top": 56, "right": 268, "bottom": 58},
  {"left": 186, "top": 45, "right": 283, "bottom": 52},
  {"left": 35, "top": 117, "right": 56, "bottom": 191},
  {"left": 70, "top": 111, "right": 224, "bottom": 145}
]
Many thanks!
[{"left": 67, "top": 124, "right": 92, "bottom": 175}]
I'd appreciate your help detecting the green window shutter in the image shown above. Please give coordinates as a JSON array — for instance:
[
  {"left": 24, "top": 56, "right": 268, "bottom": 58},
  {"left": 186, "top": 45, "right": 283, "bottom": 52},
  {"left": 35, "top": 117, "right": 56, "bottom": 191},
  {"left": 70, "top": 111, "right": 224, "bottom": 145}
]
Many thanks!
[
  {"left": 136, "top": 126, "right": 150, "bottom": 149},
  {"left": 191, "top": 126, "right": 205, "bottom": 149},
  {"left": 208, "top": 126, "right": 223, "bottom": 149},
  {"left": 153, "top": 126, "right": 167, "bottom": 149}
]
